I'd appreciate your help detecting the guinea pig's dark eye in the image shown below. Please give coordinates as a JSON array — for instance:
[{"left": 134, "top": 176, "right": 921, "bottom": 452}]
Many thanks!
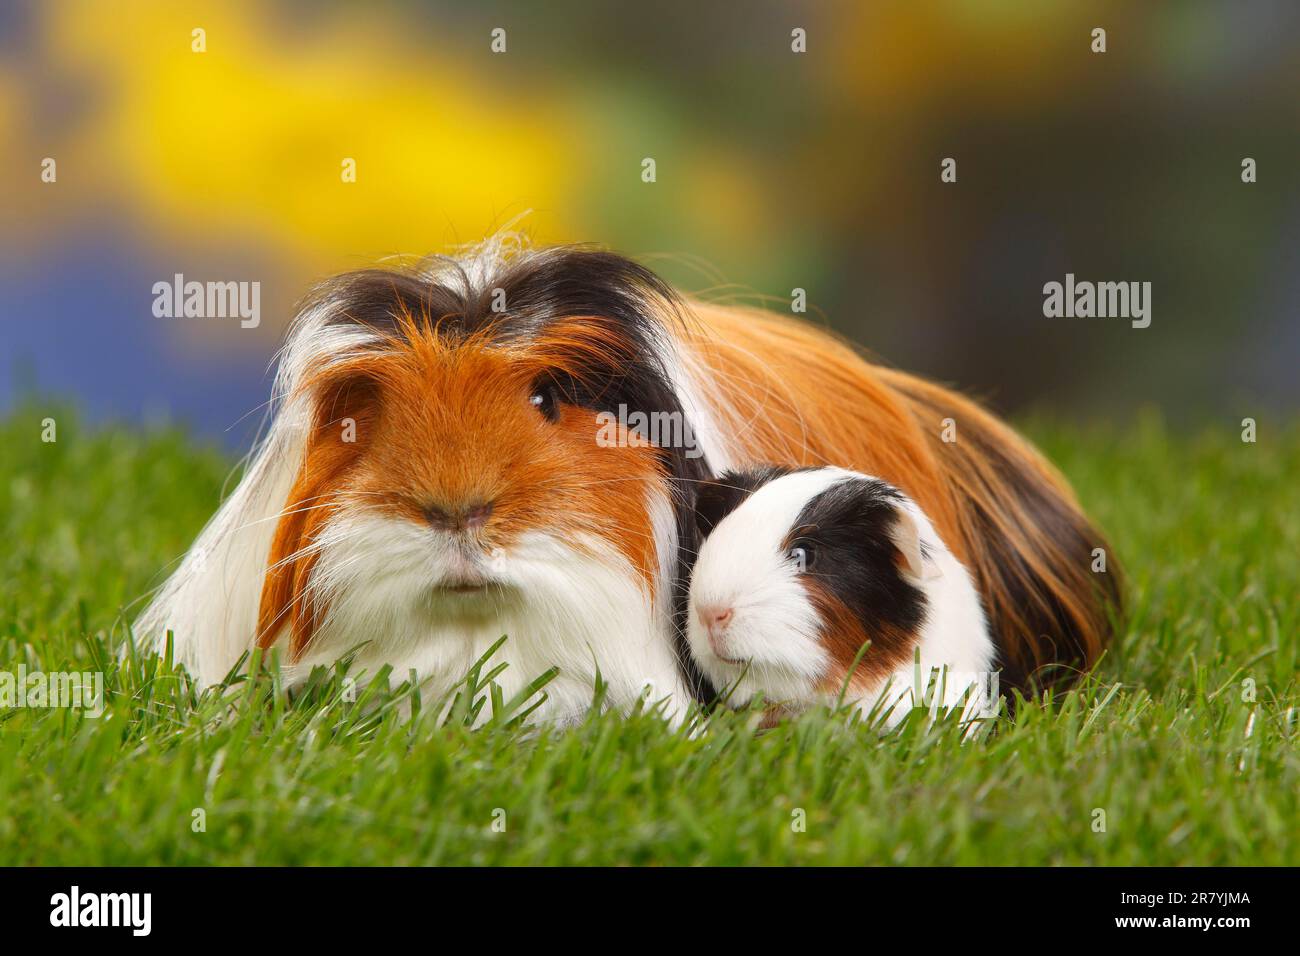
[
  {"left": 788, "top": 541, "right": 815, "bottom": 572},
  {"left": 529, "top": 382, "right": 559, "bottom": 423}
]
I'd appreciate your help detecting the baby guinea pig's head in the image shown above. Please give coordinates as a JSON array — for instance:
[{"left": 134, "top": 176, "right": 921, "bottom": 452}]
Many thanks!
[{"left": 687, "top": 466, "right": 940, "bottom": 709}]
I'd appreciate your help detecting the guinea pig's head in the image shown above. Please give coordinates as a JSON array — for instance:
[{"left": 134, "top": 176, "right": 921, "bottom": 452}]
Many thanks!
[
  {"left": 255, "top": 248, "right": 711, "bottom": 672},
  {"left": 687, "top": 466, "right": 936, "bottom": 709}
]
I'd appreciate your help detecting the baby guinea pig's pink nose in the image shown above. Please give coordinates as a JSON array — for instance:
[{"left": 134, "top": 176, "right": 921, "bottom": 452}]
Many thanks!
[
  {"left": 696, "top": 604, "right": 735, "bottom": 655},
  {"left": 697, "top": 604, "right": 733, "bottom": 632}
]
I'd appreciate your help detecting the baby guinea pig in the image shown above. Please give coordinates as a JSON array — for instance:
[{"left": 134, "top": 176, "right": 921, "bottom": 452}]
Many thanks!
[{"left": 687, "top": 466, "right": 998, "bottom": 725}]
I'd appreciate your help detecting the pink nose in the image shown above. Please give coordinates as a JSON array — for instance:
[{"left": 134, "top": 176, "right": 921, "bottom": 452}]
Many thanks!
[
  {"left": 697, "top": 605, "right": 734, "bottom": 653},
  {"left": 698, "top": 604, "right": 733, "bottom": 631}
]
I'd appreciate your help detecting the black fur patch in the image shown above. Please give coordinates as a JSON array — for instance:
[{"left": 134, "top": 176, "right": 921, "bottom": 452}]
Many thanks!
[
  {"left": 312, "top": 246, "right": 680, "bottom": 348},
  {"left": 303, "top": 247, "right": 717, "bottom": 700},
  {"left": 789, "top": 476, "right": 928, "bottom": 642}
]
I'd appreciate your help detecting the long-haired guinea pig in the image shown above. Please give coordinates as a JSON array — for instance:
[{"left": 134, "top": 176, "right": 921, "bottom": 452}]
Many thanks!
[
  {"left": 688, "top": 466, "right": 998, "bottom": 725},
  {"left": 138, "top": 244, "right": 714, "bottom": 724}
]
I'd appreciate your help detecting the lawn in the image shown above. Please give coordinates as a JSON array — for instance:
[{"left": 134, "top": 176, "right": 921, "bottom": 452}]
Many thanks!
[{"left": 1, "top": 404, "right": 1296, "bottom": 865}]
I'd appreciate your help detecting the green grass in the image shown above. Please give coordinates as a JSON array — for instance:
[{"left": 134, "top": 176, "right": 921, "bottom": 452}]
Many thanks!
[{"left": 1, "top": 404, "right": 1296, "bottom": 865}]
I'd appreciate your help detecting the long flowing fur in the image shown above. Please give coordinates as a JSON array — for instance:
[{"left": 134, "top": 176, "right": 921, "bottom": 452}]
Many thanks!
[{"left": 137, "top": 236, "right": 1120, "bottom": 715}]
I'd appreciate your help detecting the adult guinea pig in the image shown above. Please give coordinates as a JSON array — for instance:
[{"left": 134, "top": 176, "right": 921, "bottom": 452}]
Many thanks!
[
  {"left": 138, "top": 242, "right": 712, "bottom": 724},
  {"left": 687, "top": 466, "right": 998, "bottom": 725},
  {"left": 137, "top": 236, "right": 1117, "bottom": 725}
]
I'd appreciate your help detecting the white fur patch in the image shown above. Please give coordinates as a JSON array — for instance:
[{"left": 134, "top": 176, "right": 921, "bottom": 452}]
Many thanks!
[{"left": 290, "top": 505, "right": 690, "bottom": 724}]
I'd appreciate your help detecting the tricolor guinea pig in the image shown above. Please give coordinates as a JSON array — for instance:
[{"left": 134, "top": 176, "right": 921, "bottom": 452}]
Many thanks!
[
  {"left": 138, "top": 244, "right": 716, "bottom": 724},
  {"left": 687, "top": 466, "right": 998, "bottom": 724}
]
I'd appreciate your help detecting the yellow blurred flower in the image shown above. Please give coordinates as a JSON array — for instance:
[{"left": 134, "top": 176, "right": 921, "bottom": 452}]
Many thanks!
[{"left": 46, "top": 0, "right": 582, "bottom": 268}]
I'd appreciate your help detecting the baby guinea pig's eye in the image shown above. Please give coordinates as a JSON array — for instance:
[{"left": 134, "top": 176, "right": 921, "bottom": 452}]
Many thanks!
[
  {"left": 787, "top": 540, "right": 816, "bottom": 572},
  {"left": 528, "top": 381, "right": 560, "bottom": 423}
]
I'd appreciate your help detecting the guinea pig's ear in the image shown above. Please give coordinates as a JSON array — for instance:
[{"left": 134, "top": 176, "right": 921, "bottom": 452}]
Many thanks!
[
  {"left": 693, "top": 478, "right": 746, "bottom": 537},
  {"left": 887, "top": 506, "right": 941, "bottom": 585}
]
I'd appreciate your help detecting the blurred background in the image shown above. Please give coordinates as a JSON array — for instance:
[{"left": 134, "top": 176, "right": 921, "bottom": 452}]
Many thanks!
[{"left": 2, "top": 0, "right": 1297, "bottom": 450}]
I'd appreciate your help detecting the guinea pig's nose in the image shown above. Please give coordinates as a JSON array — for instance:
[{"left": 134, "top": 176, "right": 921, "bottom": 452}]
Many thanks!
[
  {"left": 697, "top": 604, "right": 734, "bottom": 635},
  {"left": 424, "top": 500, "right": 495, "bottom": 532}
]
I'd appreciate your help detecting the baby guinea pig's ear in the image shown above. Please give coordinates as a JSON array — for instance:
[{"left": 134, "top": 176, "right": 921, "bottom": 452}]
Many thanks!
[
  {"left": 693, "top": 477, "right": 748, "bottom": 537},
  {"left": 886, "top": 505, "right": 942, "bottom": 585}
]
